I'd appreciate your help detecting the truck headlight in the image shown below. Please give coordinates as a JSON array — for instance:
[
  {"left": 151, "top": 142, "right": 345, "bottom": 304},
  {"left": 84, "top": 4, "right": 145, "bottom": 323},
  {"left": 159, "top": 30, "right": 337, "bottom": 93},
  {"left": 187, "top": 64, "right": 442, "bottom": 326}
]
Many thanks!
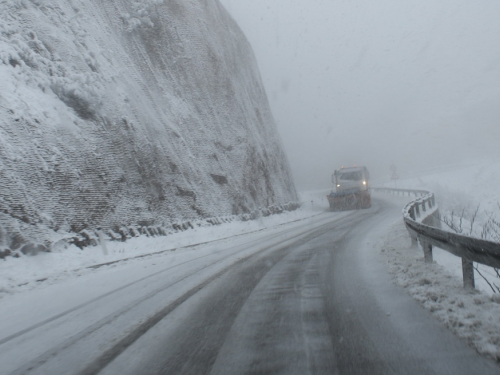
[
  {"left": 336, "top": 184, "right": 340, "bottom": 187},
  {"left": 362, "top": 181, "right": 367, "bottom": 185}
]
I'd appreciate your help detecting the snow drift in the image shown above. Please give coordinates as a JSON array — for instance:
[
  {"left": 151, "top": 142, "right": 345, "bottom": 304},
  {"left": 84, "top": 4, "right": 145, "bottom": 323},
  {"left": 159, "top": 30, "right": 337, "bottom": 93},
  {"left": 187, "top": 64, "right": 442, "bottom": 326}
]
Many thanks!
[{"left": 0, "top": 0, "right": 297, "bottom": 253}]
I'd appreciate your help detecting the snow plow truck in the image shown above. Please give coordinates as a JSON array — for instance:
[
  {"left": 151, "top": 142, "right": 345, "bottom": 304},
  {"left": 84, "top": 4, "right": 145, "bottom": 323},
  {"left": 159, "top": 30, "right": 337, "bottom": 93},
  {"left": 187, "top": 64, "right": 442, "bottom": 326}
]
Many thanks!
[{"left": 327, "top": 166, "right": 371, "bottom": 211}]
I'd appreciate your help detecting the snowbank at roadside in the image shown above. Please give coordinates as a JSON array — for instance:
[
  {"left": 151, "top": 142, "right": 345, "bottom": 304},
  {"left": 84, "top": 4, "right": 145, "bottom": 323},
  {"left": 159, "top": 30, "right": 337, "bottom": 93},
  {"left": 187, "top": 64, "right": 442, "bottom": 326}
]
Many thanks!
[
  {"left": 0, "top": 206, "right": 319, "bottom": 298},
  {"left": 377, "top": 161, "right": 500, "bottom": 360},
  {"left": 381, "top": 219, "right": 500, "bottom": 361}
]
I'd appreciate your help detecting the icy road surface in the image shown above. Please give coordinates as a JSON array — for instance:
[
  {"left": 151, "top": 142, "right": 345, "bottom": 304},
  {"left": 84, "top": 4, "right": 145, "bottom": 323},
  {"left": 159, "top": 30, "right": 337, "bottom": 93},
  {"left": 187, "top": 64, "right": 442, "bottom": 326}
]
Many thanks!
[{"left": 1, "top": 197, "right": 499, "bottom": 374}]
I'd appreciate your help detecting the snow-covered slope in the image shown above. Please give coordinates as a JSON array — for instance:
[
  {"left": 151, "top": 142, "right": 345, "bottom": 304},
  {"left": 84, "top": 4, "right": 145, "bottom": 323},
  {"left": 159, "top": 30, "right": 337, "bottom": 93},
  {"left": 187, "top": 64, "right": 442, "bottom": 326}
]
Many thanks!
[
  {"left": 380, "top": 160, "right": 500, "bottom": 294},
  {"left": 0, "top": 0, "right": 297, "bottom": 253},
  {"left": 384, "top": 160, "right": 500, "bottom": 233}
]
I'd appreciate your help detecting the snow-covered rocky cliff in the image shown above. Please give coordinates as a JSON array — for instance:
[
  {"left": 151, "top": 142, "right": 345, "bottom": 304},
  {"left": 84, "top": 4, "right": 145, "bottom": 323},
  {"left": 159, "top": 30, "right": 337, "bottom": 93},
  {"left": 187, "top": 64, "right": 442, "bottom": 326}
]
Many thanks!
[{"left": 0, "top": 0, "right": 297, "bottom": 254}]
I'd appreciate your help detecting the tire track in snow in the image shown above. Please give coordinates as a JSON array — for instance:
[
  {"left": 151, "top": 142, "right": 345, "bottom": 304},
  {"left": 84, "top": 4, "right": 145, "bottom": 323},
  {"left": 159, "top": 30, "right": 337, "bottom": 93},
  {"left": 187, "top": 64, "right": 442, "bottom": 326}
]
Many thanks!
[
  {"left": 5, "top": 213, "right": 350, "bottom": 375},
  {"left": 79, "top": 216, "right": 355, "bottom": 375},
  {"left": 0, "top": 212, "right": 323, "bottom": 347}
]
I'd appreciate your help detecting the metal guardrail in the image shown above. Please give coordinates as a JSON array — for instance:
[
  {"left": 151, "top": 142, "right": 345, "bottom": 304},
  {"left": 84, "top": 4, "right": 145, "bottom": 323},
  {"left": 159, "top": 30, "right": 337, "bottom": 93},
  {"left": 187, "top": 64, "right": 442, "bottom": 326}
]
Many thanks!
[{"left": 372, "top": 187, "right": 500, "bottom": 289}]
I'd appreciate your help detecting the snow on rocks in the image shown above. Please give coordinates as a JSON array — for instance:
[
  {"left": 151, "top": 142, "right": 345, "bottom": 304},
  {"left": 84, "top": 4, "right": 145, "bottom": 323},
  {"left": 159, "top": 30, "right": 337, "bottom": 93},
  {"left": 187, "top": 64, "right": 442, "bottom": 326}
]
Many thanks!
[
  {"left": 0, "top": 206, "right": 317, "bottom": 299},
  {"left": 0, "top": 0, "right": 297, "bottom": 253},
  {"left": 382, "top": 219, "right": 500, "bottom": 361}
]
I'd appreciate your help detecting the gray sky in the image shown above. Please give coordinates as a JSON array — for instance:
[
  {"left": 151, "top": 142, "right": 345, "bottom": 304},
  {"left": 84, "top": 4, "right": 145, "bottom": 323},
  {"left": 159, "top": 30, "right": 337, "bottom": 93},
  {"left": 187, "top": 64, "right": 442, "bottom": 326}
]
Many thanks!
[{"left": 219, "top": 0, "right": 500, "bottom": 190}]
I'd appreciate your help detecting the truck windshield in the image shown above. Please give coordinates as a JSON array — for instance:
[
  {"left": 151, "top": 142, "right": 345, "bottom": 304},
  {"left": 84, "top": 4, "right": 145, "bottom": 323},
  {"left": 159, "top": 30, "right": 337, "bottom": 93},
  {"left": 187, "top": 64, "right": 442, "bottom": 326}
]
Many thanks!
[{"left": 338, "top": 171, "right": 362, "bottom": 181}]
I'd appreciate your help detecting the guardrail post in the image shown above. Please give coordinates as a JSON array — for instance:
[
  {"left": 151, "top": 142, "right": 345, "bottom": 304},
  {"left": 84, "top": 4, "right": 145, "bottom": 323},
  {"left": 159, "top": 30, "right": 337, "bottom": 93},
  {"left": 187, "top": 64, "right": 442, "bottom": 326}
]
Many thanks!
[
  {"left": 462, "top": 258, "right": 475, "bottom": 289},
  {"left": 422, "top": 200, "right": 426, "bottom": 212},
  {"left": 409, "top": 232, "right": 418, "bottom": 247},
  {"left": 409, "top": 207, "right": 415, "bottom": 220},
  {"left": 420, "top": 239, "right": 433, "bottom": 263}
]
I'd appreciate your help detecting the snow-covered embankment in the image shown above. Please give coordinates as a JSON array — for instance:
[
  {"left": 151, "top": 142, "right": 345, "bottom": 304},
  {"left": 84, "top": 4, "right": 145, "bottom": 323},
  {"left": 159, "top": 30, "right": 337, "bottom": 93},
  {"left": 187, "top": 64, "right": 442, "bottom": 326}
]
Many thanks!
[{"left": 0, "top": 0, "right": 297, "bottom": 254}]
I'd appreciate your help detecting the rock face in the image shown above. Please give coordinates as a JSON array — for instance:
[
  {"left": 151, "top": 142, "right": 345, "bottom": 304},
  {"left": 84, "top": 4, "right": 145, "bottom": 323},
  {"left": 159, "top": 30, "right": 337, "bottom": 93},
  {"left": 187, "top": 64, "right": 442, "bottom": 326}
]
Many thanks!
[{"left": 0, "top": 0, "right": 297, "bottom": 251}]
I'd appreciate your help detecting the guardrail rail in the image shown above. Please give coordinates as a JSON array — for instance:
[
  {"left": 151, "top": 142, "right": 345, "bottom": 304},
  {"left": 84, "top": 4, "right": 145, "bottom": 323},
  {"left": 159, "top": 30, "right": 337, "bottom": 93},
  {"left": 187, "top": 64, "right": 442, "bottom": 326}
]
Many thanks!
[{"left": 373, "top": 187, "right": 500, "bottom": 289}]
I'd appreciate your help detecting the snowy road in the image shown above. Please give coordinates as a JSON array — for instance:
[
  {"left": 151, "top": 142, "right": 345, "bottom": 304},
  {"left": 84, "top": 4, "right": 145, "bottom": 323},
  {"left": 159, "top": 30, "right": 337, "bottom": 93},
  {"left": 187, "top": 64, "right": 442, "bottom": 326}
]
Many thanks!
[{"left": 1, "top": 197, "right": 499, "bottom": 374}]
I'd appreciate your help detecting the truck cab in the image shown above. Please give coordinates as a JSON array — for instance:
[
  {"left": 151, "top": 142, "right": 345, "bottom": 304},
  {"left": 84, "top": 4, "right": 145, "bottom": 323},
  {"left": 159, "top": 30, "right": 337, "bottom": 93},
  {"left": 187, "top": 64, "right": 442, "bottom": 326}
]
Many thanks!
[{"left": 333, "top": 166, "right": 369, "bottom": 193}]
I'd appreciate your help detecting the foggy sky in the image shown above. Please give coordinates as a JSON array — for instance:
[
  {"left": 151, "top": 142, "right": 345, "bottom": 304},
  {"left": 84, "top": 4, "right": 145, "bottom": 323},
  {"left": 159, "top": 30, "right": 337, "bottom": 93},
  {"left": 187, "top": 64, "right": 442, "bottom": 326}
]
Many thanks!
[{"left": 218, "top": 0, "right": 500, "bottom": 190}]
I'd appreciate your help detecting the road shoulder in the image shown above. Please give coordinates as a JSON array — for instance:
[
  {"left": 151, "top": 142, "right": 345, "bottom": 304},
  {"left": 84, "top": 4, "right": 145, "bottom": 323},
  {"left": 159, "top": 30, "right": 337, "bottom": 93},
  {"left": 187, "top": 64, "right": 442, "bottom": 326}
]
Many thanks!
[{"left": 380, "top": 218, "right": 500, "bottom": 363}]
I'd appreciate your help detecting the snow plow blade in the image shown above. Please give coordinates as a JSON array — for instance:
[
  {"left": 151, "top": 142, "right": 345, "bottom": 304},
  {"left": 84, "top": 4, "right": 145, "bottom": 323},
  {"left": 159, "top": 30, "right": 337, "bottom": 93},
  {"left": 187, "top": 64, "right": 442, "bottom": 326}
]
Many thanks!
[{"left": 327, "top": 190, "right": 371, "bottom": 211}]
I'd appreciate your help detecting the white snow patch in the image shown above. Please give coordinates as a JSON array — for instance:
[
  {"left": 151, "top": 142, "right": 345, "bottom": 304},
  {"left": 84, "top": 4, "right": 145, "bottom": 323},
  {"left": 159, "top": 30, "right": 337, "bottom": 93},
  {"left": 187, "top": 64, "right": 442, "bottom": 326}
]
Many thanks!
[
  {"left": 381, "top": 219, "right": 500, "bottom": 361},
  {"left": 0, "top": 206, "right": 318, "bottom": 298},
  {"left": 381, "top": 161, "right": 500, "bottom": 295}
]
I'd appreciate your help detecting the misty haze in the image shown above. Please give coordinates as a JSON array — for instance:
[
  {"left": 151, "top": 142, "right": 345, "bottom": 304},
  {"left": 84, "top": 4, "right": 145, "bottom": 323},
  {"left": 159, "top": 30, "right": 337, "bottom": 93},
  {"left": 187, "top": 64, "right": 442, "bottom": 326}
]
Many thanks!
[
  {"left": 1, "top": 1, "right": 500, "bottom": 374},
  {"left": 221, "top": 0, "right": 500, "bottom": 189}
]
